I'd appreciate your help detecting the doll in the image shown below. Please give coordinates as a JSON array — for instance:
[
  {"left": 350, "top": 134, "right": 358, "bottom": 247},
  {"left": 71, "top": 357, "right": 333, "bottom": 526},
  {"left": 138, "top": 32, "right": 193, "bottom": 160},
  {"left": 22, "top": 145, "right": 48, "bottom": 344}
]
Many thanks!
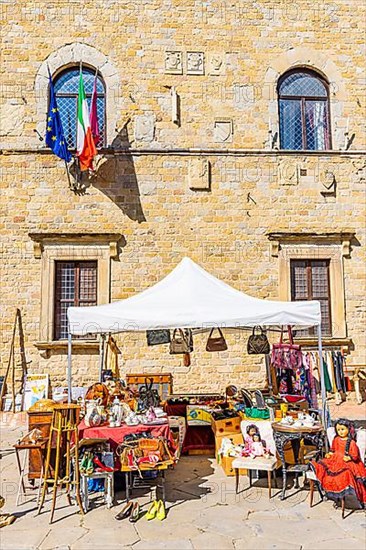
[
  {"left": 312, "top": 418, "right": 366, "bottom": 508},
  {"left": 242, "top": 424, "right": 271, "bottom": 458}
]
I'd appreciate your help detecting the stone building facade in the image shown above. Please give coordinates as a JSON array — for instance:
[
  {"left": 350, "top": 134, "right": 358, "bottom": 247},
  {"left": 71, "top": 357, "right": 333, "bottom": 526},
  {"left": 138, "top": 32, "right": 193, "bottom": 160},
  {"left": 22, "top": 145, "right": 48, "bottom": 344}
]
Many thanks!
[{"left": 1, "top": 1, "right": 365, "bottom": 394}]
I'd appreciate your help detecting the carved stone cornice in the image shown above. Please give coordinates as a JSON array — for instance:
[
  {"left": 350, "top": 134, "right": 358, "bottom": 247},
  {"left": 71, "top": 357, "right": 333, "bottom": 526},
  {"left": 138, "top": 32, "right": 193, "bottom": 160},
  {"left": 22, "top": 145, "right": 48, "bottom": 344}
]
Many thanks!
[
  {"left": 267, "top": 232, "right": 355, "bottom": 258},
  {"left": 29, "top": 232, "right": 122, "bottom": 260}
]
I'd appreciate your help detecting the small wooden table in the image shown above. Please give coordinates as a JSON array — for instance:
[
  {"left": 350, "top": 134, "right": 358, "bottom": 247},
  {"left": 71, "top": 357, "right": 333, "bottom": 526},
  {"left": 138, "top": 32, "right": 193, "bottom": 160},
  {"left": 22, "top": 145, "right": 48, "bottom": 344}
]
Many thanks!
[{"left": 272, "top": 422, "right": 324, "bottom": 500}]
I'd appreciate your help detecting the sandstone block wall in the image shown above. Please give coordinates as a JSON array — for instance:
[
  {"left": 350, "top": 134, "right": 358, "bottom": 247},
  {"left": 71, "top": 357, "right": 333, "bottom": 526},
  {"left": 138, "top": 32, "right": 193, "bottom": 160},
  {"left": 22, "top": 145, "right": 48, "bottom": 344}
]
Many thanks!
[{"left": 1, "top": 1, "right": 365, "bottom": 393}]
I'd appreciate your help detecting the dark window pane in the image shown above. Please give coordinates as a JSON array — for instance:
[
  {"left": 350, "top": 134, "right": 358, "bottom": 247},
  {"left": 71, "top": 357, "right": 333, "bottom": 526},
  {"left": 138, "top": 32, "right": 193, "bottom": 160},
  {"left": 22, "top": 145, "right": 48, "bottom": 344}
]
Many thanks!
[
  {"left": 305, "top": 100, "right": 329, "bottom": 150},
  {"left": 311, "top": 260, "right": 329, "bottom": 299},
  {"left": 291, "top": 260, "right": 308, "bottom": 300},
  {"left": 279, "top": 99, "right": 303, "bottom": 150},
  {"left": 54, "top": 261, "right": 97, "bottom": 340},
  {"left": 290, "top": 259, "right": 332, "bottom": 337},
  {"left": 279, "top": 72, "right": 327, "bottom": 97}
]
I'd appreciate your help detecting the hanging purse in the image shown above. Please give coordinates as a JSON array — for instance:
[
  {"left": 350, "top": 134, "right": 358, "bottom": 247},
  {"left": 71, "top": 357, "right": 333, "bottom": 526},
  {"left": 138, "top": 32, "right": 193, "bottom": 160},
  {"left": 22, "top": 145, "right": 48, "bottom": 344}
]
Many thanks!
[
  {"left": 206, "top": 328, "right": 228, "bottom": 352},
  {"left": 146, "top": 330, "right": 171, "bottom": 346},
  {"left": 247, "top": 326, "right": 270, "bottom": 355},
  {"left": 271, "top": 326, "right": 302, "bottom": 370},
  {"left": 169, "top": 329, "right": 193, "bottom": 354}
]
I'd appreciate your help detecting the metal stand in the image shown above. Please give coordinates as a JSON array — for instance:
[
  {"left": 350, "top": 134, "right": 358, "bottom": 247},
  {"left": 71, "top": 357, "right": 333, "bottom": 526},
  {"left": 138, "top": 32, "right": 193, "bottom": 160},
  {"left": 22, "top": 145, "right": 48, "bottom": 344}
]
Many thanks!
[
  {"left": 124, "top": 469, "right": 166, "bottom": 504},
  {"left": 14, "top": 442, "right": 46, "bottom": 506},
  {"left": 273, "top": 427, "right": 324, "bottom": 500}
]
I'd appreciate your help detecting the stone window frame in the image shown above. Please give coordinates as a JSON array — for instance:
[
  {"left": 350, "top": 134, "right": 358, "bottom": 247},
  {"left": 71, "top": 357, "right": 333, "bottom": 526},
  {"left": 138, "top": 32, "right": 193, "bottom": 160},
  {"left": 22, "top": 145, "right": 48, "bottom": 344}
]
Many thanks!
[
  {"left": 35, "top": 43, "right": 121, "bottom": 147},
  {"left": 29, "top": 233, "right": 121, "bottom": 351},
  {"left": 264, "top": 46, "right": 348, "bottom": 150},
  {"left": 268, "top": 232, "right": 355, "bottom": 344}
]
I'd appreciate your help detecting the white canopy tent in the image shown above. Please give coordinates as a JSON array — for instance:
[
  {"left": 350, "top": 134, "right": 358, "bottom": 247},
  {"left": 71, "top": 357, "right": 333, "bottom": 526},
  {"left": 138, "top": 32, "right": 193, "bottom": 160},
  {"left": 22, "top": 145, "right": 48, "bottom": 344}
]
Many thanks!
[{"left": 67, "top": 257, "right": 326, "bottom": 416}]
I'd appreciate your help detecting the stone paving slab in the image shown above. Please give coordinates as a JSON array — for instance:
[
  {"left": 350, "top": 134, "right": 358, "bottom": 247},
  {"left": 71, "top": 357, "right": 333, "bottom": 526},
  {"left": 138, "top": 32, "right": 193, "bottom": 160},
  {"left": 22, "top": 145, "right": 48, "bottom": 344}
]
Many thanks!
[
  {"left": 39, "top": 527, "right": 88, "bottom": 550},
  {"left": 0, "top": 526, "right": 50, "bottom": 550},
  {"left": 72, "top": 527, "right": 139, "bottom": 549},
  {"left": 191, "top": 531, "right": 235, "bottom": 549},
  {"left": 234, "top": 536, "right": 302, "bottom": 550},
  {"left": 133, "top": 540, "right": 194, "bottom": 550}
]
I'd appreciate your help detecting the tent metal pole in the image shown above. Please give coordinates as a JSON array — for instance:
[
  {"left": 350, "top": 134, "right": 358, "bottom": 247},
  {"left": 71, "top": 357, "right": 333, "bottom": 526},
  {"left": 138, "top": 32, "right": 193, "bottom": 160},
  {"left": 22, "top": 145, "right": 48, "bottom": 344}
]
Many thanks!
[
  {"left": 67, "top": 329, "right": 72, "bottom": 403},
  {"left": 98, "top": 333, "right": 106, "bottom": 383},
  {"left": 317, "top": 323, "right": 328, "bottom": 428}
]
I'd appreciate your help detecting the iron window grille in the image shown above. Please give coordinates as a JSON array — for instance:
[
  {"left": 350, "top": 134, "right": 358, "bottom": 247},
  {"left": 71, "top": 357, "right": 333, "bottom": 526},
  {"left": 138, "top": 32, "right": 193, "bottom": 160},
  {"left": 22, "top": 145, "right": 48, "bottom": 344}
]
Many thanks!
[
  {"left": 290, "top": 259, "right": 332, "bottom": 336},
  {"left": 54, "top": 261, "right": 97, "bottom": 340},
  {"left": 278, "top": 69, "right": 331, "bottom": 151},
  {"left": 53, "top": 67, "right": 106, "bottom": 150}
]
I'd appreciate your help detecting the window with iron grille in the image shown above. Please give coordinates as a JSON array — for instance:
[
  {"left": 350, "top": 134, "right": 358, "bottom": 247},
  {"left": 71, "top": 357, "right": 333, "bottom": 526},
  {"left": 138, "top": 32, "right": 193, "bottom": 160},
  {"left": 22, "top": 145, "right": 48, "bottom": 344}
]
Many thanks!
[
  {"left": 53, "top": 67, "right": 106, "bottom": 149},
  {"left": 278, "top": 70, "right": 331, "bottom": 150},
  {"left": 54, "top": 261, "right": 97, "bottom": 340},
  {"left": 290, "top": 259, "right": 332, "bottom": 336}
]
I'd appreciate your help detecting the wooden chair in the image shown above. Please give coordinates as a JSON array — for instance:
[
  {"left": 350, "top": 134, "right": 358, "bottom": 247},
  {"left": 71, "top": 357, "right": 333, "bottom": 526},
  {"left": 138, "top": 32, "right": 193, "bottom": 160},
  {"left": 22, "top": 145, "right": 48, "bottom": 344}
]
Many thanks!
[{"left": 232, "top": 420, "right": 280, "bottom": 499}]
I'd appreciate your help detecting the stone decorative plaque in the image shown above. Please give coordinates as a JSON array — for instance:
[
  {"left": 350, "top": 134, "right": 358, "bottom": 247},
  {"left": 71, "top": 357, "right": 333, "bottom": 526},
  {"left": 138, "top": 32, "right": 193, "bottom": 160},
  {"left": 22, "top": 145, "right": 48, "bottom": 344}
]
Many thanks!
[
  {"left": 188, "top": 158, "right": 211, "bottom": 190},
  {"left": 213, "top": 119, "right": 233, "bottom": 143},
  {"left": 135, "top": 114, "right": 155, "bottom": 142},
  {"left": 187, "top": 52, "right": 204, "bottom": 75},
  {"left": 165, "top": 51, "right": 183, "bottom": 74},
  {"left": 278, "top": 159, "right": 299, "bottom": 186},
  {"left": 208, "top": 53, "right": 224, "bottom": 76}
]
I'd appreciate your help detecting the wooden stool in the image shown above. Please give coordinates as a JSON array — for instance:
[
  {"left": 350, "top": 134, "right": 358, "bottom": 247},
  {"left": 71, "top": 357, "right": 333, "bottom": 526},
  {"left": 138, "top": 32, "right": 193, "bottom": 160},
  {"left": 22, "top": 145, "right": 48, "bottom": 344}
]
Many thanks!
[
  {"left": 37, "top": 404, "right": 84, "bottom": 523},
  {"left": 80, "top": 471, "right": 114, "bottom": 511}
]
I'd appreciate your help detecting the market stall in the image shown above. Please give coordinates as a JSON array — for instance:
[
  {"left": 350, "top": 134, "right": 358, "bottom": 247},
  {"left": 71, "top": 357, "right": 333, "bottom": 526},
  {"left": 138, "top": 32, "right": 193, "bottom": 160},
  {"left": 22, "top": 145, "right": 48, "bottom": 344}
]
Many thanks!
[{"left": 67, "top": 257, "right": 326, "bottom": 413}]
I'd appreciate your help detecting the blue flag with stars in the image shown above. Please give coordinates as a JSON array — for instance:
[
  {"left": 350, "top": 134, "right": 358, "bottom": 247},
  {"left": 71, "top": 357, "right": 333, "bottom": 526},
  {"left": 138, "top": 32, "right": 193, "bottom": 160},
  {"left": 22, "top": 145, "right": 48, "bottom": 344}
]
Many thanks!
[{"left": 45, "top": 68, "right": 72, "bottom": 162}]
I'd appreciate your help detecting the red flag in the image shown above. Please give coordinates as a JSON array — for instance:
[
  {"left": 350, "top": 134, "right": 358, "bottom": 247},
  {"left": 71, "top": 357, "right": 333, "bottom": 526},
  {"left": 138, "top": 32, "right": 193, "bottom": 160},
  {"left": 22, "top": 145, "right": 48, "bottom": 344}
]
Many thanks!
[{"left": 90, "top": 73, "right": 100, "bottom": 147}]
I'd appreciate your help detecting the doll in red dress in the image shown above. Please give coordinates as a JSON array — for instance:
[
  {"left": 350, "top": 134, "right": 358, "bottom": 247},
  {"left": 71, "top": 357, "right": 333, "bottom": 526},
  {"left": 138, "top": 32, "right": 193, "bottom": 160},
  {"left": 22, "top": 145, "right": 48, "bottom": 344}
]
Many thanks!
[{"left": 312, "top": 418, "right": 366, "bottom": 508}]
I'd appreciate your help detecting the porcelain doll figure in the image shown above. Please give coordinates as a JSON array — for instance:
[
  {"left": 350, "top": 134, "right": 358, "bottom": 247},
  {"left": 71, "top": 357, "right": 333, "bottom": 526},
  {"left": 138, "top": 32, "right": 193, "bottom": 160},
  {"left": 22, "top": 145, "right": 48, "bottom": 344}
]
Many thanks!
[
  {"left": 312, "top": 418, "right": 366, "bottom": 508},
  {"left": 251, "top": 433, "right": 266, "bottom": 457}
]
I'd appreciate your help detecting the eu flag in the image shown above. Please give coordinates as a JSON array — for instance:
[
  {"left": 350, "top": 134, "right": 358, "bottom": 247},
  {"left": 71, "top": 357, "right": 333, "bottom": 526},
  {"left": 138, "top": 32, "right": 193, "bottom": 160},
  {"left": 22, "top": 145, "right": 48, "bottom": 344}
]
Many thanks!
[{"left": 45, "top": 68, "right": 72, "bottom": 162}]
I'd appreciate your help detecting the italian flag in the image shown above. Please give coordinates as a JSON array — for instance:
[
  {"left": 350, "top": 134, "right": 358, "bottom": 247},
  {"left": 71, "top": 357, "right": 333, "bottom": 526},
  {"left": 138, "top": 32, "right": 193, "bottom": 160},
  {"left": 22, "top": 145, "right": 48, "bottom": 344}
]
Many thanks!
[{"left": 76, "top": 70, "right": 97, "bottom": 171}]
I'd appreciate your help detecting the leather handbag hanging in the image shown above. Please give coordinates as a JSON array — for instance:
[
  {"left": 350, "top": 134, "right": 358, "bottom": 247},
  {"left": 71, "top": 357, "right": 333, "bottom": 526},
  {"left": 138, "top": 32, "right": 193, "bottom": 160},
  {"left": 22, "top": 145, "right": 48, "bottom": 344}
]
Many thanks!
[
  {"left": 271, "top": 326, "right": 303, "bottom": 370},
  {"left": 169, "top": 329, "right": 193, "bottom": 354},
  {"left": 247, "top": 326, "right": 270, "bottom": 355},
  {"left": 146, "top": 330, "right": 171, "bottom": 346},
  {"left": 206, "top": 328, "right": 228, "bottom": 352}
]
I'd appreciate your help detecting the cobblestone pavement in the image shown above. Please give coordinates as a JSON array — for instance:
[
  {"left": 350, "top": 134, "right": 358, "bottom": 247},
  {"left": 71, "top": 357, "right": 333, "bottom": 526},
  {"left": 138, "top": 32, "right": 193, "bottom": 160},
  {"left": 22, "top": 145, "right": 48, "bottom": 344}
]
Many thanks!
[{"left": 1, "top": 410, "right": 365, "bottom": 550}]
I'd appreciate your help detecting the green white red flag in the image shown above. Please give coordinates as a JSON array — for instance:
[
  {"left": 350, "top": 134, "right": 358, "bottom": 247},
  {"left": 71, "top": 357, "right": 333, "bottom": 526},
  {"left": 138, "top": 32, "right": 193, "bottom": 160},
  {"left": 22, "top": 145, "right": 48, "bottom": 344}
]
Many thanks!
[{"left": 76, "top": 69, "right": 97, "bottom": 171}]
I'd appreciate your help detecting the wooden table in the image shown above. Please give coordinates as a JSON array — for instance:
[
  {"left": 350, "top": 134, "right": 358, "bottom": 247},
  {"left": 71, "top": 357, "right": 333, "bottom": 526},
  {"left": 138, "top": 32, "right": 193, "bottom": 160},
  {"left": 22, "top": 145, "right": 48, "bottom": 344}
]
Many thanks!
[{"left": 272, "top": 422, "right": 324, "bottom": 500}]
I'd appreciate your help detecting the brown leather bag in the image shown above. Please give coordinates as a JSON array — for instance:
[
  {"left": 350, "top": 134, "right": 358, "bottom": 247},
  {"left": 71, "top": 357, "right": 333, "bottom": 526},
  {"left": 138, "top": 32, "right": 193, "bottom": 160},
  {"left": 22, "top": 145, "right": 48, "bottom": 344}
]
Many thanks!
[
  {"left": 247, "top": 326, "right": 270, "bottom": 355},
  {"left": 206, "top": 328, "right": 228, "bottom": 352}
]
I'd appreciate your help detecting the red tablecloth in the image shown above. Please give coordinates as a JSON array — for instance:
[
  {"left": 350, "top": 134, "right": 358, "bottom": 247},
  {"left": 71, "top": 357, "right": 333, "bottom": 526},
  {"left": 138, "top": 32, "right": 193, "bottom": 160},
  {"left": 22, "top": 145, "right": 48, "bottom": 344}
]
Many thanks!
[{"left": 78, "top": 420, "right": 176, "bottom": 455}]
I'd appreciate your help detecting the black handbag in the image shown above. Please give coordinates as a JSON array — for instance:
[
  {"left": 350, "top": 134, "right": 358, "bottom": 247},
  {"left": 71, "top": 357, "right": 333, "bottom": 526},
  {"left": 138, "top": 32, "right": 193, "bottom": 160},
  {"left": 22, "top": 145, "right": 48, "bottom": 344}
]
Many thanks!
[
  {"left": 146, "top": 330, "right": 171, "bottom": 346},
  {"left": 137, "top": 378, "right": 161, "bottom": 411},
  {"left": 247, "top": 326, "right": 270, "bottom": 355}
]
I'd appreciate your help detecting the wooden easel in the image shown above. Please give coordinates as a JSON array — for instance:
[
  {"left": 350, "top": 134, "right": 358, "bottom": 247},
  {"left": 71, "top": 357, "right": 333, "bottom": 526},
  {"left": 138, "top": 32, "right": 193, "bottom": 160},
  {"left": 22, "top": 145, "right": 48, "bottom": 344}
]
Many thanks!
[
  {"left": 0, "top": 309, "right": 27, "bottom": 412},
  {"left": 37, "top": 404, "right": 84, "bottom": 523}
]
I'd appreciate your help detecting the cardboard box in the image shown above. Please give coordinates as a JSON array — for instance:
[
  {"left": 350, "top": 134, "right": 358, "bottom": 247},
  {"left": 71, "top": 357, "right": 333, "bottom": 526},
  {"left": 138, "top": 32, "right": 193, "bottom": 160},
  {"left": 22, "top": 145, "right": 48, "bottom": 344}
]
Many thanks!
[
  {"left": 186, "top": 405, "right": 212, "bottom": 425},
  {"left": 220, "top": 455, "right": 247, "bottom": 477},
  {"left": 211, "top": 415, "right": 241, "bottom": 436},
  {"left": 215, "top": 432, "right": 244, "bottom": 457}
]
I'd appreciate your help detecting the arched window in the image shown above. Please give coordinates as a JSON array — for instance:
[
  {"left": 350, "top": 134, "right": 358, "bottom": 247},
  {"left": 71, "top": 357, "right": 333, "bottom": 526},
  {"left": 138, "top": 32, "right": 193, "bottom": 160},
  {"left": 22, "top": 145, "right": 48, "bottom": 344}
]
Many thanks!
[
  {"left": 53, "top": 67, "right": 106, "bottom": 149},
  {"left": 278, "top": 69, "right": 331, "bottom": 150}
]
